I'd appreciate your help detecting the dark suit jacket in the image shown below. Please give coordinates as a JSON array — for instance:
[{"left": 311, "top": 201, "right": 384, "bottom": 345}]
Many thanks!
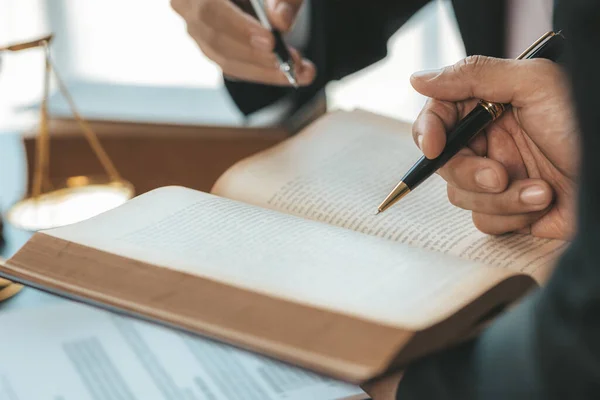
[
  {"left": 224, "top": 0, "right": 507, "bottom": 118},
  {"left": 396, "top": 0, "right": 600, "bottom": 398}
]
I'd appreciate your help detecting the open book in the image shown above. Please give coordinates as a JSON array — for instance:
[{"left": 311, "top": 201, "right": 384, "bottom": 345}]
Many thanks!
[{"left": 0, "top": 110, "right": 567, "bottom": 384}]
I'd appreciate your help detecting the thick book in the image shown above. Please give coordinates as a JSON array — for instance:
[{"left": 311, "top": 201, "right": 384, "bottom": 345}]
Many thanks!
[{"left": 0, "top": 110, "right": 567, "bottom": 384}]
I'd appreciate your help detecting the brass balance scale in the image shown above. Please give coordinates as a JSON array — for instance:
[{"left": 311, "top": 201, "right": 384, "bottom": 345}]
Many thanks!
[{"left": 0, "top": 34, "right": 135, "bottom": 301}]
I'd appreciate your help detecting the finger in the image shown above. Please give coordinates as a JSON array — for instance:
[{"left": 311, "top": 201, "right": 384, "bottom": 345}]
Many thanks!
[
  {"left": 266, "top": 0, "right": 304, "bottom": 32},
  {"left": 410, "top": 56, "right": 561, "bottom": 107},
  {"left": 412, "top": 99, "right": 458, "bottom": 159},
  {"left": 412, "top": 98, "right": 482, "bottom": 159},
  {"left": 171, "top": 0, "right": 190, "bottom": 16},
  {"left": 223, "top": 55, "right": 315, "bottom": 86},
  {"left": 439, "top": 153, "right": 509, "bottom": 193},
  {"left": 289, "top": 48, "right": 316, "bottom": 83},
  {"left": 447, "top": 179, "right": 554, "bottom": 215},
  {"left": 486, "top": 125, "right": 528, "bottom": 180},
  {"left": 204, "top": 0, "right": 272, "bottom": 44},
  {"left": 288, "top": 47, "right": 304, "bottom": 67},
  {"left": 472, "top": 210, "right": 549, "bottom": 236},
  {"left": 188, "top": 23, "right": 278, "bottom": 68},
  {"left": 181, "top": 0, "right": 277, "bottom": 63},
  {"left": 468, "top": 131, "right": 487, "bottom": 157}
]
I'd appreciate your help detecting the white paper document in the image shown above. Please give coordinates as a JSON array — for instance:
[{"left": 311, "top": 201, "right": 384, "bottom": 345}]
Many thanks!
[{"left": 0, "top": 302, "right": 364, "bottom": 400}]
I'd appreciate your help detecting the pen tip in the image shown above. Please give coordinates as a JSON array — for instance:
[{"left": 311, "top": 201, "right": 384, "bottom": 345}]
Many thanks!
[
  {"left": 376, "top": 181, "right": 411, "bottom": 214},
  {"left": 280, "top": 63, "right": 299, "bottom": 88},
  {"left": 375, "top": 210, "right": 381, "bottom": 216},
  {"left": 288, "top": 72, "right": 299, "bottom": 89}
]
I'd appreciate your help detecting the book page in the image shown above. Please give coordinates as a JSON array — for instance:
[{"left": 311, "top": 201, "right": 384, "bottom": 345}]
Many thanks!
[
  {"left": 0, "top": 302, "right": 364, "bottom": 400},
  {"left": 42, "top": 186, "right": 512, "bottom": 330},
  {"left": 213, "top": 110, "right": 567, "bottom": 281}
]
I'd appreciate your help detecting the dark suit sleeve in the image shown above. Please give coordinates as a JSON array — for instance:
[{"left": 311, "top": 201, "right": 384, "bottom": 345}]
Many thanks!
[
  {"left": 451, "top": 0, "right": 506, "bottom": 58},
  {"left": 396, "top": 1, "right": 600, "bottom": 398},
  {"left": 225, "top": 0, "right": 430, "bottom": 116}
]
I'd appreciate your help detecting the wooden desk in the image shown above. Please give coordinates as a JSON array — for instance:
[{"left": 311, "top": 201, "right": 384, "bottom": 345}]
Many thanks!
[{"left": 21, "top": 118, "right": 289, "bottom": 196}]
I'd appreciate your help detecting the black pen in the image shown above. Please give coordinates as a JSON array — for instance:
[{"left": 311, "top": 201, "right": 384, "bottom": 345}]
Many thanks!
[
  {"left": 248, "top": 0, "right": 298, "bottom": 88},
  {"left": 377, "top": 31, "right": 565, "bottom": 214}
]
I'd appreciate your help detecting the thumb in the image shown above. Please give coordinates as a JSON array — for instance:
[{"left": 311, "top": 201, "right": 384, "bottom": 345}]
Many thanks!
[
  {"left": 410, "top": 56, "right": 557, "bottom": 107},
  {"left": 266, "top": 0, "right": 303, "bottom": 32}
]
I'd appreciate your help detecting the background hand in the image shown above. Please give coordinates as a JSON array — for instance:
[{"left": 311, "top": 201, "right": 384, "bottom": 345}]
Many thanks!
[
  {"left": 171, "top": 0, "right": 315, "bottom": 85},
  {"left": 410, "top": 56, "right": 578, "bottom": 240}
]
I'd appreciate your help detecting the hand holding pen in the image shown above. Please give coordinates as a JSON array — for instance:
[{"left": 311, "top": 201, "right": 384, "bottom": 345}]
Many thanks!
[
  {"left": 377, "top": 32, "right": 576, "bottom": 240},
  {"left": 377, "top": 32, "right": 565, "bottom": 214},
  {"left": 171, "top": 0, "right": 315, "bottom": 86}
]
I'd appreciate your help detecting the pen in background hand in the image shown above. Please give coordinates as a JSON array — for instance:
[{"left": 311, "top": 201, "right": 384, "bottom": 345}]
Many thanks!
[
  {"left": 376, "top": 31, "right": 565, "bottom": 214},
  {"left": 246, "top": 0, "right": 299, "bottom": 88}
]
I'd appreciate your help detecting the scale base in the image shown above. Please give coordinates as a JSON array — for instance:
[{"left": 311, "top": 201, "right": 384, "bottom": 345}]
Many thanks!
[{"left": 5, "top": 175, "right": 134, "bottom": 232}]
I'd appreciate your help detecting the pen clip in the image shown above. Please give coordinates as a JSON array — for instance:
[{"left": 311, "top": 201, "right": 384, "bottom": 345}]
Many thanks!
[{"left": 516, "top": 31, "right": 559, "bottom": 60}]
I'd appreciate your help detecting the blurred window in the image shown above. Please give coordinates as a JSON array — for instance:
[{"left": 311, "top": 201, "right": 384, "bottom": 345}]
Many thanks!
[{"left": 0, "top": 0, "right": 464, "bottom": 128}]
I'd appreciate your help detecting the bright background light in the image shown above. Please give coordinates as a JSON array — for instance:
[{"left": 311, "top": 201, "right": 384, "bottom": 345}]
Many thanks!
[{"left": 0, "top": 0, "right": 465, "bottom": 130}]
